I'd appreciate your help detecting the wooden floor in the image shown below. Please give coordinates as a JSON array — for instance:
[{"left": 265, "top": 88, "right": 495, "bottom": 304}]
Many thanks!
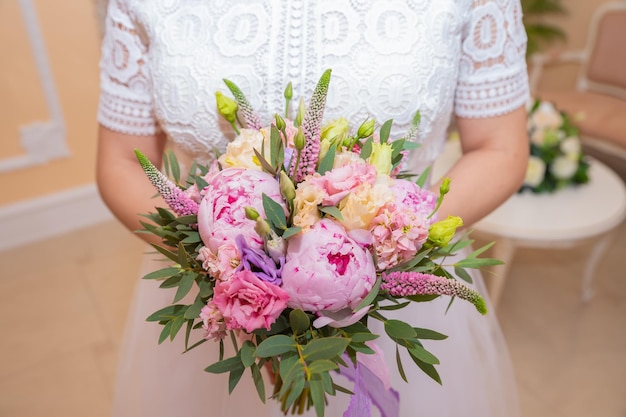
[{"left": 0, "top": 217, "right": 625, "bottom": 417}]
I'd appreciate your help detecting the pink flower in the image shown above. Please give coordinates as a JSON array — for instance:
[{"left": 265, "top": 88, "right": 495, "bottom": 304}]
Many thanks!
[
  {"left": 307, "top": 159, "right": 377, "bottom": 206},
  {"left": 197, "top": 242, "right": 240, "bottom": 281},
  {"left": 200, "top": 301, "right": 227, "bottom": 341},
  {"left": 281, "top": 219, "right": 376, "bottom": 313},
  {"left": 197, "top": 168, "right": 286, "bottom": 255},
  {"left": 213, "top": 270, "right": 290, "bottom": 332},
  {"left": 368, "top": 179, "right": 436, "bottom": 269}
]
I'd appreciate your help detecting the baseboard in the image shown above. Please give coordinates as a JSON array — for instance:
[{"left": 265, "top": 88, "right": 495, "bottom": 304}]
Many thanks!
[{"left": 0, "top": 184, "right": 113, "bottom": 252}]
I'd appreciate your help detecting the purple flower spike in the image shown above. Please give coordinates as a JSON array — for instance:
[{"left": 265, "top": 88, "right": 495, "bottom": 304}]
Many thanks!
[
  {"left": 381, "top": 271, "right": 487, "bottom": 315},
  {"left": 291, "top": 69, "right": 332, "bottom": 182},
  {"left": 235, "top": 235, "right": 283, "bottom": 285},
  {"left": 134, "top": 150, "right": 199, "bottom": 216}
]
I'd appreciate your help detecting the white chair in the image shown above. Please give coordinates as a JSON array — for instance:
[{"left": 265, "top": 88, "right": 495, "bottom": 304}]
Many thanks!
[{"left": 529, "top": 1, "right": 626, "bottom": 162}]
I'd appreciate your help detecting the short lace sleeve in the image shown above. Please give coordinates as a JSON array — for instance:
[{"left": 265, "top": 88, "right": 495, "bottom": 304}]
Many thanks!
[
  {"left": 455, "top": 0, "right": 529, "bottom": 118},
  {"left": 97, "top": 0, "right": 158, "bottom": 135}
]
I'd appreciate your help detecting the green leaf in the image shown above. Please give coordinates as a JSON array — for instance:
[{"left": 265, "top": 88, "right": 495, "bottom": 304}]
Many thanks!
[
  {"left": 385, "top": 319, "right": 417, "bottom": 339},
  {"left": 197, "top": 279, "right": 214, "bottom": 298},
  {"left": 415, "top": 166, "right": 432, "bottom": 189},
  {"left": 255, "top": 335, "right": 297, "bottom": 357},
  {"left": 413, "top": 327, "right": 448, "bottom": 340},
  {"left": 289, "top": 309, "right": 311, "bottom": 334},
  {"left": 250, "top": 363, "right": 266, "bottom": 403},
  {"left": 395, "top": 346, "right": 408, "bottom": 383},
  {"left": 158, "top": 320, "right": 173, "bottom": 344},
  {"left": 408, "top": 344, "right": 439, "bottom": 365},
  {"left": 319, "top": 206, "right": 343, "bottom": 221},
  {"left": 195, "top": 175, "right": 208, "bottom": 191},
  {"left": 142, "top": 267, "right": 181, "bottom": 280},
  {"left": 467, "top": 241, "right": 496, "bottom": 258},
  {"left": 228, "top": 364, "right": 246, "bottom": 394},
  {"left": 282, "top": 226, "right": 302, "bottom": 240},
  {"left": 308, "top": 359, "right": 339, "bottom": 374},
  {"left": 405, "top": 294, "right": 439, "bottom": 302},
  {"left": 455, "top": 258, "right": 504, "bottom": 269},
  {"left": 176, "top": 215, "right": 199, "bottom": 225},
  {"left": 409, "top": 354, "right": 442, "bottom": 385},
  {"left": 317, "top": 144, "right": 336, "bottom": 175},
  {"left": 149, "top": 243, "right": 179, "bottom": 263},
  {"left": 348, "top": 333, "right": 379, "bottom": 343},
  {"left": 262, "top": 193, "right": 288, "bottom": 231},
  {"left": 302, "top": 338, "right": 350, "bottom": 362},
  {"left": 205, "top": 356, "right": 243, "bottom": 374},
  {"left": 270, "top": 125, "right": 282, "bottom": 168},
  {"left": 146, "top": 304, "right": 188, "bottom": 322},
  {"left": 173, "top": 272, "right": 196, "bottom": 303},
  {"left": 353, "top": 275, "right": 382, "bottom": 312},
  {"left": 253, "top": 148, "right": 277, "bottom": 175},
  {"left": 168, "top": 150, "right": 181, "bottom": 183},
  {"left": 309, "top": 375, "right": 326, "bottom": 417},
  {"left": 240, "top": 340, "right": 257, "bottom": 368},
  {"left": 283, "top": 372, "right": 306, "bottom": 410},
  {"left": 454, "top": 266, "right": 473, "bottom": 283},
  {"left": 169, "top": 316, "right": 186, "bottom": 341},
  {"left": 181, "top": 232, "right": 201, "bottom": 244},
  {"left": 379, "top": 119, "right": 393, "bottom": 144},
  {"left": 279, "top": 359, "right": 305, "bottom": 397},
  {"left": 177, "top": 242, "right": 189, "bottom": 268},
  {"left": 359, "top": 138, "right": 373, "bottom": 159}
]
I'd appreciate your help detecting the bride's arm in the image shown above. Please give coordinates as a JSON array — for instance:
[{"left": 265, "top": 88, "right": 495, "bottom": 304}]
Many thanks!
[
  {"left": 432, "top": 105, "right": 529, "bottom": 227},
  {"left": 96, "top": 125, "right": 168, "bottom": 244}
]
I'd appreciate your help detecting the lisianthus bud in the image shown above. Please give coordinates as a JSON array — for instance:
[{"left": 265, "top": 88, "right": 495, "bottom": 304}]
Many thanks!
[
  {"left": 274, "top": 114, "right": 286, "bottom": 131},
  {"left": 294, "top": 127, "right": 305, "bottom": 150},
  {"left": 321, "top": 117, "right": 350, "bottom": 144},
  {"left": 428, "top": 215, "right": 463, "bottom": 247},
  {"left": 279, "top": 170, "right": 296, "bottom": 202},
  {"left": 215, "top": 91, "right": 238, "bottom": 123},
  {"left": 369, "top": 142, "right": 393, "bottom": 175},
  {"left": 284, "top": 82, "right": 293, "bottom": 101},
  {"left": 440, "top": 177, "right": 451, "bottom": 196},
  {"left": 295, "top": 97, "right": 305, "bottom": 127},
  {"left": 254, "top": 218, "right": 271, "bottom": 237},
  {"left": 245, "top": 206, "right": 260, "bottom": 220},
  {"left": 357, "top": 118, "right": 376, "bottom": 139},
  {"left": 266, "top": 230, "right": 286, "bottom": 263}
]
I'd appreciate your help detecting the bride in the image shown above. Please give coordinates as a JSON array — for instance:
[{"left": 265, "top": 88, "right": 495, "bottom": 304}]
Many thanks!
[{"left": 96, "top": 0, "right": 529, "bottom": 416}]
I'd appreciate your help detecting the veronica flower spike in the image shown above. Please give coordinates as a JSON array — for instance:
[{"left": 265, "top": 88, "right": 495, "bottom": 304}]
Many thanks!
[
  {"left": 223, "top": 78, "right": 263, "bottom": 131},
  {"left": 134, "top": 150, "right": 199, "bottom": 216},
  {"left": 291, "top": 69, "right": 332, "bottom": 182},
  {"left": 381, "top": 271, "right": 487, "bottom": 314}
]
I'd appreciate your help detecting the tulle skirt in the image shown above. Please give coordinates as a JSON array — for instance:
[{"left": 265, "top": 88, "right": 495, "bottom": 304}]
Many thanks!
[{"left": 111, "top": 250, "right": 520, "bottom": 417}]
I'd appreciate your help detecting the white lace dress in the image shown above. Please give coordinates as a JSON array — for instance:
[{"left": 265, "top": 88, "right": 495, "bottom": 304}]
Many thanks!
[{"left": 98, "top": 1, "right": 529, "bottom": 416}]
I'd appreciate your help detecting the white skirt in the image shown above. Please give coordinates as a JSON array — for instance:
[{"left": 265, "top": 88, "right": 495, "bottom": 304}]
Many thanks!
[{"left": 111, "top": 250, "right": 520, "bottom": 417}]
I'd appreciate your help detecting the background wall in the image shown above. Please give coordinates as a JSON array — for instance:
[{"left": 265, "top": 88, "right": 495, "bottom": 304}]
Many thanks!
[{"left": 0, "top": 0, "right": 618, "bottom": 250}]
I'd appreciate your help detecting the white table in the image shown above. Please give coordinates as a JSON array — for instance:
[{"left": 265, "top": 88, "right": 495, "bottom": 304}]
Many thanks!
[{"left": 433, "top": 140, "right": 626, "bottom": 305}]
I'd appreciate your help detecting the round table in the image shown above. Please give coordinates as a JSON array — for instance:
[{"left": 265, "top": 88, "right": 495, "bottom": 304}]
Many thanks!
[{"left": 433, "top": 139, "right": 626, "bottom": 305}]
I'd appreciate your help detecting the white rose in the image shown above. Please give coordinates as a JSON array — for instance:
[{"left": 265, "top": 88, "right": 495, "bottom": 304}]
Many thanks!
[
  {"left": 560, "top": 136, "right": 581, "bottom": 156},
  {"left": 530, "top": 102, "right": 563, "bottom": 131},
  {"left": 524, "top": 156, "right": 547, "bottom": 187},
  {"left": 551, "top": 156, "right": 578, "bottom": 180},
  {"left": 218, "top": 129, "right": 265, "bottom": 170}
]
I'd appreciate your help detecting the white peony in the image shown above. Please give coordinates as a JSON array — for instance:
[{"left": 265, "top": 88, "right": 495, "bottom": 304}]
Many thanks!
[
  {"left": 530, "top": 101, "right": 563, "bottom": 131},
  {"left": 551, "top": 156, "right": 578, "bottom": 180},
  {"left": 524, "top": 156, "right": 547, "bottom": 187},
  {"left": 218, "top": 128, "right": 265, "bottom": 170},
  {"left": 560, "top": 136, "right": 582, "bottom": 156}
]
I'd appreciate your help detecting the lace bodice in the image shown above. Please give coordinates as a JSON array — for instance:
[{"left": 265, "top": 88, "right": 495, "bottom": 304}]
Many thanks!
[{"left": 98, "top": 0, "right": 528, "bottom": 168}]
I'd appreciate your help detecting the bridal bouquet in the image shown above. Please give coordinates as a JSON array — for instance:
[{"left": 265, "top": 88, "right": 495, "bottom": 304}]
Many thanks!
[
  {"left": 135, "top": 69, "right": 499, "bottom": 417},
  {"left": 521, "top": 98, "right": 590, "bottom": 193}
]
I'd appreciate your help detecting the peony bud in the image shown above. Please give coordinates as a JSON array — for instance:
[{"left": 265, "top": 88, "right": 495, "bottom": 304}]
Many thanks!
[
  {"left": 294, "top": 127, "right": 305, "bottom": 150},
  {"left": 245, "top": 206, "right": 260, "bottom": 220},
  {"left": 215, "top": 91, "right": 238, "bottom": 123},
  {"left": 428, "top": 215, "right": 463, "bottom": 247},
  {"left": 254, "top": 218, "right": 271, "bottom": 238},
  {"left": 357, "top": 118, "right": 376, "bottom": 139},
  {"left": 279, "top": 170, "right": 296, "bottom": 202},
  {"left": 369, "top": 142, "right": 393, "bottom": 175}
]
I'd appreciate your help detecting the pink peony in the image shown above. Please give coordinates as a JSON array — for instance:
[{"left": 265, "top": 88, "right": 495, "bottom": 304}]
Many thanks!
[
  {"left": 197, "top": 168, "right": 286, "bottom": 255},
  {"left": 391, "top": 179, "right": 437, "bottom": 221},
  {"left": 213, "top": 269, "right": 290, "bottom": 332},
  {"left": 281, "top": 219, "right": 376, "bottom": 313},
  {"left": 306, "top": 159, "right": 377, "bottom": 206}
]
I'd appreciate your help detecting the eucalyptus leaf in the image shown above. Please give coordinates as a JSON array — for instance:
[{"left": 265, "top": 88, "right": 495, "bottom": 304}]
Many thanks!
[
  {"left": 255, "top": 335, "right": 297, "bottom": 357},
  {"left": 289, "top": 309, "right": 311, "bottom": 334},
  {"left": 379, "top": 119, "right": 393, "bottom": 144},
  {"left": 409, "top": 354, "right": 442, "bottom": 385},
  {"left": 454, "top": 266, "right": 473, "bottom": 283},
  {"left": 385, "top": 319, "right": 418, "bottom": 339},
  {"left": 353, "top": 275, "right": 382, "bottom": 312},
  {"left": 308, "top": 359, "right": 339, "bottom": 374},
  {"left": 250, "top": 363, "right": 266, "bottom": 403},
  {"left": 240, "top": 340, "right": 257, "bottom": 368},
  {"left": 408, "top": 344, "right": 440, "bottom": 365},
  {"left": 395, "top": 346, "right": 408, "bottom": 383},
  {"left": 415, "top": 166, "right": 432, "bottom": 188},
  {"left": 158, "top": 321, "right": 173, "bottom": 344},
  {"left": 302, "top": 338, "right": 349, "bottom": 362},
  {"left": 413, "top": 327, "right": 448, "bottom": 340},
  {"left": 319, "top": 206, "right": 343, "bottom": 221},
  {"left": 173, "top": 272, "right": 196, "bottom": 303},
  {"left": 228, "top": 364, "right": 246, "bottom": 394},
  {"left": 284, "top": 373, "right": 306, "bottom": 410},
  {"left": 317, "top": 145, "right": 336, "bottom": 175},
  {"left": 142, "top": 267, "right": 181, "bottom": 280},
  {"left": 282, "top": 226, "right": 302, "bottom": 240},
  {"left": 146, "top": 304, "right": 188, "bottom": 322},
  {"left": 169, "top": 316, "right": 186, "bottom": 341},
  {"left": 253, "top": 149, "right": 277, "bottom": 175},
  {"left": 149, "top": 243, "right": 179, "bottom": 263},
  {"left": 205, "top": 356, "right": 243, "bottom": 374},
  {"left": 359, "top": 138, "right": 373, "bottom": 159},
  {"left": 455, "top": 258, "right": 504, "bottom": 269},
  {"left": 309, "top": 375, "right": 326, "bottom": 417},
  {"left": 262, "top": 194, "right": 288, "bottom": 231},
  {"left": 348, "top": 333, "right": 379, "bottom": 343}
]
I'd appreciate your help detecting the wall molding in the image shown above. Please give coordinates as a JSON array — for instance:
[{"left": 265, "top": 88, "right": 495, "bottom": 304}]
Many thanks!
[
  {"left": 0, "top": 184, "right": 113, "bottom": 252},
  {"left": 0, "top": 0, "right": 70, "bottom": 173}
]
